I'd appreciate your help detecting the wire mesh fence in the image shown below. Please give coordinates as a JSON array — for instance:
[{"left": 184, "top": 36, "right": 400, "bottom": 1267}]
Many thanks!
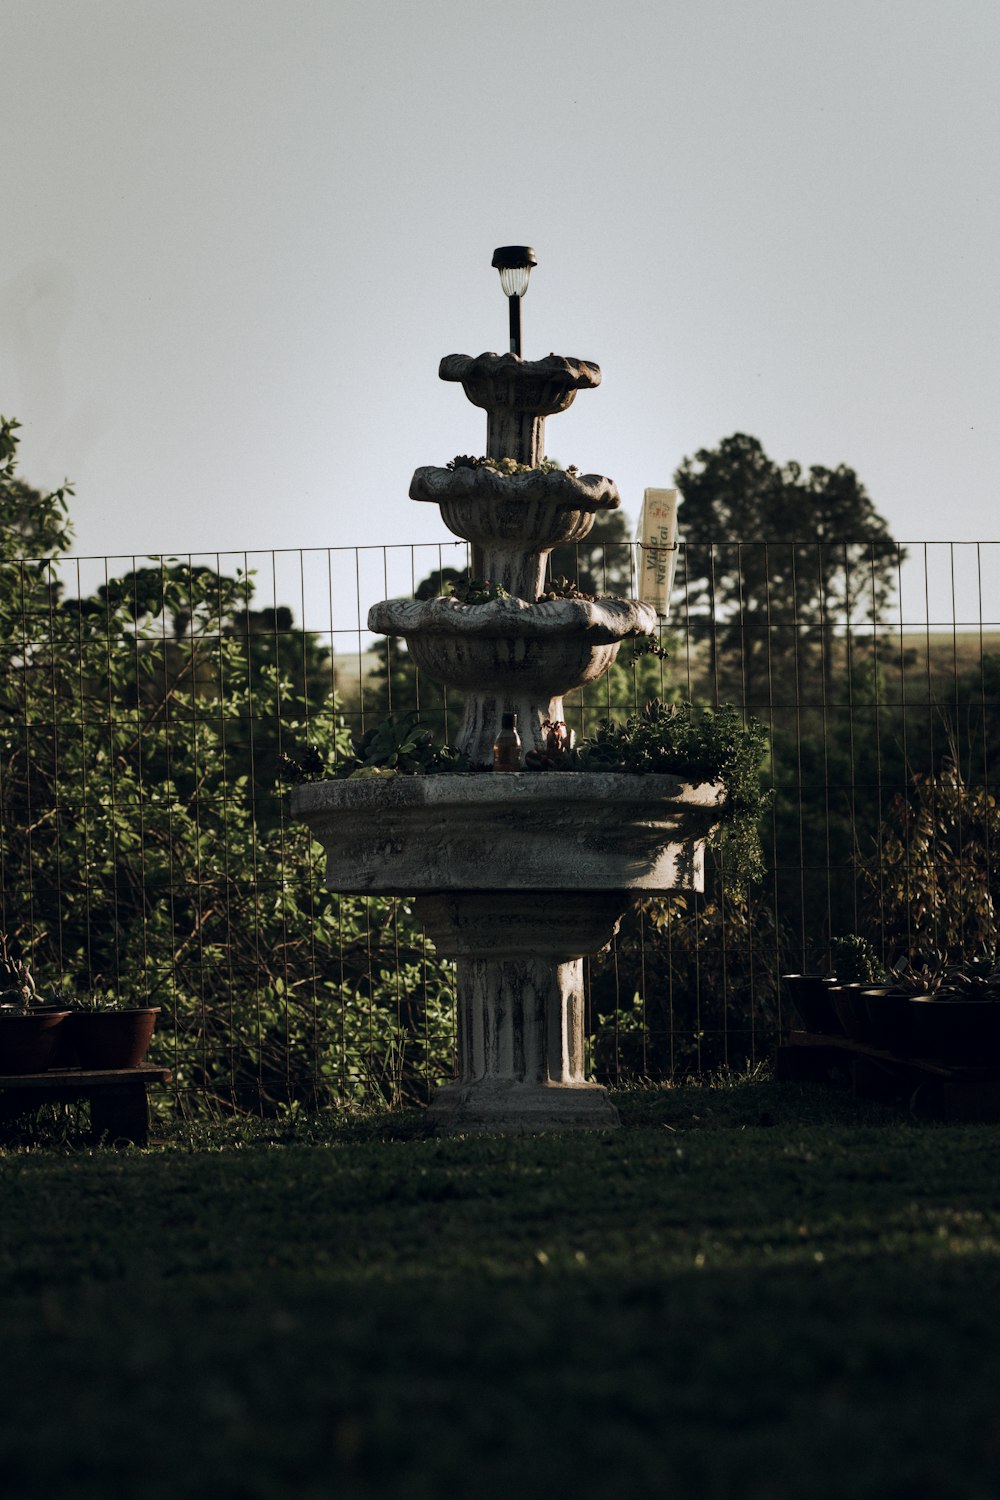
[{"left": 2, "top": 536, "right": 998, "bottom": 1114}]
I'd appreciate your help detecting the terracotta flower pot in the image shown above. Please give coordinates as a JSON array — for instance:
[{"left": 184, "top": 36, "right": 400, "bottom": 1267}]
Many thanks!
[
  {"left": 0, "top": 1009, "right": 71, "bottom": 1075},
  {"left": 782, "top": 974, "right": 845, "bottom": 1036},
  {"left": 68, "top": 1008, "right": 160, "bottom": 1070}
]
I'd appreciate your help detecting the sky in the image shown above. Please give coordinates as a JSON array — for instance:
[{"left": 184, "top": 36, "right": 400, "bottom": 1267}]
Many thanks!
[{"left": 3, "top": 0, "right": 999, "bottom": 583}]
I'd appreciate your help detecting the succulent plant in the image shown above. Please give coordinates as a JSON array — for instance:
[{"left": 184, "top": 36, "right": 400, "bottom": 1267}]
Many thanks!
[
  {"left": 829, "top": 934, "right": 885, "bottom": 984},
  {"left": 330, "top": 712, "right": 470, "bottom": 780},
  {"left": 447, "top": 577, "right": 510, "bottom": 607},
  {"left": 882, "top": 950, "right": 1000, "bottom": 1000},
  {"left": 0, "top": 932, "right": 37, "bottom": 1009},
  {"left": 444, "top": 455, "right": 575, "bottom": 477},
  {"left": 538, "top": 576, "right": 595, "bottom": 603}
]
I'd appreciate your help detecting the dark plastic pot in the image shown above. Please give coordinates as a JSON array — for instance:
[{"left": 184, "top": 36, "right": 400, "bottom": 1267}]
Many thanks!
[
  {"left": 782, "top": 975, "right": 845, "bottom": 1035},
  {"left": 0, "top": 1009, "right": 71, "bottom": 1075},
  {"left": 830, "top": 984, "right": 882, "bottom": 1045},
  {"left": 909, "top": 996, "right": 1000, "bottom": 1066},
  {"left": 68, "top": 1008, "right": 160, "bottom": 1070},
  {"left": 862, "top": 988, "right": 914, "bottom": 1053}
]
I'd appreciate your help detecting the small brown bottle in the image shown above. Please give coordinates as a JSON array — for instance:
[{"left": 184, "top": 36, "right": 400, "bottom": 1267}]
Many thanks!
[{"left": 492, "top": 711, "right": 521, "bottom": 772}]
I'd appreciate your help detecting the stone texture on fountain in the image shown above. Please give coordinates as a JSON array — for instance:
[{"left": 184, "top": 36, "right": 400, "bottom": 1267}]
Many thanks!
[
  {"left": 368, "top": 594, "right": 656, "bottom": 766},
  {"left": 409, "top": 464, "right": 620, "bottom": 599},
  {"left": 292, "top": 772, "right": 723, "bottom": 895}
]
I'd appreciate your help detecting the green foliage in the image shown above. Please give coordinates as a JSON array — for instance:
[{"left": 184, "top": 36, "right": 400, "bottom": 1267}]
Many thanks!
[
  {"left": 570, "top": 700, "right": 771, "bottom": 888},
  {"left": 332, "top": 711, "right": 470, "bottom": 779},
  {"left": 592, "top": 888, "right": 782, "bottom": 1079},
  {"left": 0, "top": 421, "right": 458, "bottom": 1113},
  {"left": 828, "top": 934, "right": 885, "bottom": 984},
  {"left": 446, "top": 577, "right": 510, "bottom": 606},
  {"left": 856, "top": 762, "right": 1000, "bottom": 962}
]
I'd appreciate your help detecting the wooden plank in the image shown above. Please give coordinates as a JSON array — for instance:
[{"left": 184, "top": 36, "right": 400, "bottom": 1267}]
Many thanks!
[
  {"left": 0, "top": 1067, "right": 172, "bottom": 1147},
  {"left": 0, "top": 1067, "right": 171, "bottom": 1090}
]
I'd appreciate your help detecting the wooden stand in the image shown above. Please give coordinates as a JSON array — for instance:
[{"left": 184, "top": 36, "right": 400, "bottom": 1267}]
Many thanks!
[
  {"left": 776, "top": 1031, "right": 1000, "bottom": 1121},
  {"left": 0, "top": 1066, "right": 172, "bottom": 1145}
]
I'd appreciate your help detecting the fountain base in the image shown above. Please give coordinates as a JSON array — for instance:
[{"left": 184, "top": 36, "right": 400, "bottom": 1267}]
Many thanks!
[
  {"left": 428, "top": 1079, "right": 618, "bottom": 1135},
  {"left": 417, "top": 894, "right": 626, "bottom": 1134}
]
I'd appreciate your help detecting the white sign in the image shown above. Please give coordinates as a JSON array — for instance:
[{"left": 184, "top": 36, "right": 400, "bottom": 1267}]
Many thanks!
[{"left": 635, "top": 488, "right": 679, "bottom": 619}]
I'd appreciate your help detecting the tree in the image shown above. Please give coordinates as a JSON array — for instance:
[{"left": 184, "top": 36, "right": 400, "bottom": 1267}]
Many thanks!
[
  {"left": 673, "top": 433, "right": 902, "bottom": 709},
  {"left": 548, "top": 506, "right": 634, "bottom": 597}
]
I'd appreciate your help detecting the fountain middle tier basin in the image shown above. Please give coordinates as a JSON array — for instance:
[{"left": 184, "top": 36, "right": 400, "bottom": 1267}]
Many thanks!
[
  {"left": 290, "top": 772, "right": 725, "bottom": 896},
  {"left": 367, "top": 595, "right": 658, "bottom": 764},
  {"left": 409, "top": 465, "right": 621, "bottom": 598}
]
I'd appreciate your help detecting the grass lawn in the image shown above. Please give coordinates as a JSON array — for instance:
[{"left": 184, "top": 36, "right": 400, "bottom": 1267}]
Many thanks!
[{"left": 2, "top": 1076, "right": 1000, "bottom": 1499}]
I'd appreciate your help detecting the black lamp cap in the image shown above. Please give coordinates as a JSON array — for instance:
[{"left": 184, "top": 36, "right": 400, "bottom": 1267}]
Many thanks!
[{"left": 491, "top": 246, "right": 537, "bottom": 271}]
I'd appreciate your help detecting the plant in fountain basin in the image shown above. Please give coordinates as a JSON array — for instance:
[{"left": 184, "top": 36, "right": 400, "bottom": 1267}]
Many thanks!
[
  {"left": 446, "top": 454, "right": 577, "bottom": 477},
  {"left": 566, "top": 701, "right": 771, "bottom": 890},
  {"left": 446, "top": 577, "right": 510, "bottom": 606},
  {"left": 282, "top": 711, "right": 471, "bottom": 783},
  {"left": 288, "top": 699, "right": 770, "bottom": 889}
]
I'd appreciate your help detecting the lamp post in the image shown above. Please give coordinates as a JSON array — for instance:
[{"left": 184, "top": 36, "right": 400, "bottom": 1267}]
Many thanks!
[{"left": 491, "top": 245, "right": 536, "bottom": 357}]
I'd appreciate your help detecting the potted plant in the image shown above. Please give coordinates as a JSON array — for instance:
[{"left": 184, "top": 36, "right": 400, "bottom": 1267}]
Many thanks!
[
  {"left": 0, "top": 934, "right": 70, "bottom": 1075},
  {"left": 906, "top": 956, "right": 1000, "bottom": 1066},
  {"left": 851, "top": 954, "right": 946, "bottom": 1056},
  {"left": 65, "top": 993, "right": 161, "bottom": 1071},
  {"left": 782, "top": 935, "right": 885, "bottom": 1039},
  {"left": 827, "top": 936, "right": 888, "bottom": 1044},
  {"left": 781, "top": 973, "right": 845, "bottom": 1036}
]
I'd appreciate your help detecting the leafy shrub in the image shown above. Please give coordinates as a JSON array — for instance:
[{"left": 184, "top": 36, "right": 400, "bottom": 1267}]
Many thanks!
[
  {"left": 0, "top": 418, "right": 458, "bottom": 1114},
  {"left": 856, "top": 761, "right": 1000, "bottom": 962}
]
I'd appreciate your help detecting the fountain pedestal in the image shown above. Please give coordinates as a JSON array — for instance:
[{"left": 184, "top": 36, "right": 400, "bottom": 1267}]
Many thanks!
[{"left": 417, "top": 891, "right": 625, "bottom": 1132}]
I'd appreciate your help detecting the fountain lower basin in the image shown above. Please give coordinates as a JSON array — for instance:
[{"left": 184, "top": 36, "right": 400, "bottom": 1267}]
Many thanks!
[{"left": 292, "top": 773, "right": 725, "bottom": 1132}]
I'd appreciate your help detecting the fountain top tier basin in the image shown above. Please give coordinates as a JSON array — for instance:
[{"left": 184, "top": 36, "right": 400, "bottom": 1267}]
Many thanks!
[
  {"left": 439, "top": 351, "right": 601, "bottom": 407},
  {"left": 291, "top": 772, "right": 725, "bottom": 897},
  {"left": 440, "top": 353, "right": 602, "bottom": 468}
]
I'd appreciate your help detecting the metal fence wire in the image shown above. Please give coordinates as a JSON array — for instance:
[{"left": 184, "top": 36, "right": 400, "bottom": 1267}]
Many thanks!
[{"left": 1, "top": 537, "right": 998, "bottom": 1114}]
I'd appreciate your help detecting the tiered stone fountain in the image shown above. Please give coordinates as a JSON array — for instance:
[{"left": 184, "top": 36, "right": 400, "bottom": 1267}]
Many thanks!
[{"left": 293, "top": 255, "right": 724, "bottom": 1133}]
